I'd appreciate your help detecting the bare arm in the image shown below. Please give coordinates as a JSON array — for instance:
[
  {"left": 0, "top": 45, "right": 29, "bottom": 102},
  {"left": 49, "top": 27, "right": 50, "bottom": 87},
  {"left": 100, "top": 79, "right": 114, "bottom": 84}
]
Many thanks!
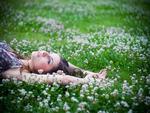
[
  {"left": 68, "top": 62, "right": 96, "bottom": 75},
  {"left": 68, "top": 62, "right": 107, "bottom": 79},
  {"left": 2, "top": 68, "right": 87, "bottom": 85}
]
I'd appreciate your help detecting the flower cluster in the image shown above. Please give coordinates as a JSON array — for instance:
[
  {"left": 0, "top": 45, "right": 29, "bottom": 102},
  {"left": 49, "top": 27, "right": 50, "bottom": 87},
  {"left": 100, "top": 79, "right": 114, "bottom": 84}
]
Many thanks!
[{"left": 0, "top": 0, "right": 149, "bottom": 112}]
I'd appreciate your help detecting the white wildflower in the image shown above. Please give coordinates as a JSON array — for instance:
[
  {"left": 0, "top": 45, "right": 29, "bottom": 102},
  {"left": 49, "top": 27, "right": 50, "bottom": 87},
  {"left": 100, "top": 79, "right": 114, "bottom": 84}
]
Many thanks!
[
  {"left": 97, "top": 110, "right": 109, "bottom": 113},
  {"left": 105, "top": 94, "right": 109, "bottom": 99},
  {"left": 0, "top": 97, "right": 3, "bottom": 100},
  {"left": 63, "top": 102, "right": 70, "bottom": 111},
  {"left": 37, "top": 96, "right": 42, "bottom": 101},
  {"left": 24, "top": 103, "right": 33, "bottom": 112},
  {"left": 2, "top": 79, "right": 10, "bottom": 83},
  {"left": 121, "top": 101, "right": 129, "bottom": 108},
  {"left": 137, "top": 88, "right": 143, "bottom": 97},
  {"left": 144, "top": 96, "right": 150, "bottom": 105},
  {"left": 18, "top": 89, "right": 27, "bottom": 96},
  {"left": 122, "top": 80, "right": 132, "bottom": 95},
  {"left": 10, "top": 90, "right": 15, "bottom": 94},
  {"left": 71, "top": 97, "right": 79, "bottom": 103},
  {"left": 78, "top": 102, "right": 87, "bottom": 111},
  {"left": 87, "top": 96, "right": 94, "bottom": 101},
  {"left": 111, "top": 89, "right": 118, "bottom": 97},
  {"left": 146, "top": 74, "right": 150, "bottom": 85},
  {"left": 57, "top": 94, "right": 62, "bottom": 102},
  {"left": 51, "top": 106, "right": 59, "bottom": 112},
  {"left": 39, "top": 101, "right": 44, "bottom": 107},
  {"left": 43, "top": 99, "right": 49, "bottom": 107},
  {"left": 114, "top": 101, "right": 121, "bottom": 107},
  {"left": 128, "top": 109, "right": 133, "bottom": 113},
  {"left": 53, "top": 82, "right": 60, "bottom": 87},
  {"left": 65, "top": 91, "right": 70, "bottom": 97},
  {"left": 42, "top": 90, "right": 48, "bottom": 95}
]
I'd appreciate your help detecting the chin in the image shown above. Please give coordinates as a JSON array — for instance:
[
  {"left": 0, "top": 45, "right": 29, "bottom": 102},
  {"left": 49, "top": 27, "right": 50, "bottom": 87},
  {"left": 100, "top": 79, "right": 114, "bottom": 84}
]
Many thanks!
[
  {"left": 31, "top": 51, "right": 38, "bottom": 58},
  {"left": 31, "top": 51, "right": 36, "bottom": 56}
]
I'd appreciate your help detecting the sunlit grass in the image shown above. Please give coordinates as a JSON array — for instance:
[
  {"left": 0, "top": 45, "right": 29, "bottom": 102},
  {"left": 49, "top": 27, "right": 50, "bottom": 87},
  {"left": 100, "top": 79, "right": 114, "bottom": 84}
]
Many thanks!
[{"left": 0, "top": 0, "right": 150, "bottom": 113}]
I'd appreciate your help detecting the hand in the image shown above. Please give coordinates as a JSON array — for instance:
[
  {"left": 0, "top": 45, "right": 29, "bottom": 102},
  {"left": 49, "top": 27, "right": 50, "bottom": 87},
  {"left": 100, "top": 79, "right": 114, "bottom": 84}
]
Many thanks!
[
  {"left": 97, "top": 69, "right": 107, "bottom": 79},
  {"left": 85, "top": 69, "right": 107, "bottom": 79}
]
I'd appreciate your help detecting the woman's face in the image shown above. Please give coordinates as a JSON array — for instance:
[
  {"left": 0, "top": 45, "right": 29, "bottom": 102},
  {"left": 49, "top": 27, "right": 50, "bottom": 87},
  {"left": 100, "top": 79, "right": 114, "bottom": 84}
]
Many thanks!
[{"left": 30, "top": 51, "right": 58, "bottom": 73}]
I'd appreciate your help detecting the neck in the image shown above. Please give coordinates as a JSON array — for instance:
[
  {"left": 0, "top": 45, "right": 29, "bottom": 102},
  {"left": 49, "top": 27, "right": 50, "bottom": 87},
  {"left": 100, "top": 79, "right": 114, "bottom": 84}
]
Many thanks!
[{"left": 20, "top": 59, "right": 33, "bottom": 72}]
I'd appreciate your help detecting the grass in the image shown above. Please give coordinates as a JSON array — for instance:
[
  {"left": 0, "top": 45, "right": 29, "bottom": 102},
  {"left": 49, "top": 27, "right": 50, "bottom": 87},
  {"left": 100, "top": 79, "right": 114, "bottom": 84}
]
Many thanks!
[{"left": 0, "top": 0, "right": 150, "bottom": 113}]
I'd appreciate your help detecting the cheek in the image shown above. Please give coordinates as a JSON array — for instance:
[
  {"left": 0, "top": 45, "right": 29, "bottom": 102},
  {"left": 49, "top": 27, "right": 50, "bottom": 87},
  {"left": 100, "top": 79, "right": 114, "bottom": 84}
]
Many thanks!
[
  {"left": 35, "top": 62, "right": 51, "bottom": 71},
  {"left": 41, "top": 64, "right": 48, "bottom": 68},
  {"left": 31, "top": 57, "right": 50, "bottom": 71},
  {"left": 35, "top": 63, "right": 47, "bottom": 69}
]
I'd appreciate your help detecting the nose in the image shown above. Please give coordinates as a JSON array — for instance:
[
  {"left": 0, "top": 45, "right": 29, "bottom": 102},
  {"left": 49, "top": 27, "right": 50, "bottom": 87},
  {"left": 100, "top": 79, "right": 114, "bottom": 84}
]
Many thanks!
[{"left": 42, "top": 51, "right": 48, "bottom": 57}]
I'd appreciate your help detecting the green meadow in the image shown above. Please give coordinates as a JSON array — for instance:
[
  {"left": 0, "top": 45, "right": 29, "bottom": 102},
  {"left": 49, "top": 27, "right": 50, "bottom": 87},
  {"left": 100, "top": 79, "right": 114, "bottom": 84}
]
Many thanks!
[{"left": 0, "top": 0, "right": 150, "bottom": 113}]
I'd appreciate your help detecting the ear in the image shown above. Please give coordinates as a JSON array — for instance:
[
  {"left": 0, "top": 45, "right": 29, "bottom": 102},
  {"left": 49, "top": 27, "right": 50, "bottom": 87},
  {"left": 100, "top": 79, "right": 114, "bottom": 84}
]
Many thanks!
[{"left": 38, "top": 69, "right": 44, "bottom": 74}]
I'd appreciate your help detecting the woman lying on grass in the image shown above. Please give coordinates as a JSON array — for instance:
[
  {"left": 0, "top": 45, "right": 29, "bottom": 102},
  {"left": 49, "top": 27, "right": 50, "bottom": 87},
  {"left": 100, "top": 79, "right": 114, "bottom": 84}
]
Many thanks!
[{"left": 0, "top": 42, "right": 107, "bottom": 85}]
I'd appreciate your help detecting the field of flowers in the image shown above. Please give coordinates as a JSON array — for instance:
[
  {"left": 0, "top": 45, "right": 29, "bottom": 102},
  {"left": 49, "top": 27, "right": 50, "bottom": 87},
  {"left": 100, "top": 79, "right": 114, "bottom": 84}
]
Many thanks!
[{"left": 0, "top": 0, "right": 150, "bottom": 113}]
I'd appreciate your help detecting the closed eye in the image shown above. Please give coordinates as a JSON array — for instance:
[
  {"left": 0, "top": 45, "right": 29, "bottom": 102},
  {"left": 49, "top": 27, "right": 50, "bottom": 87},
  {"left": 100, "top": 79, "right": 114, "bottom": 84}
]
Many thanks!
[
  {"left": 47, "top": 55, "right": 53, "bottom": 64},
  {"left": 48, "top": 60, "right": 51, "bottom": 64}
]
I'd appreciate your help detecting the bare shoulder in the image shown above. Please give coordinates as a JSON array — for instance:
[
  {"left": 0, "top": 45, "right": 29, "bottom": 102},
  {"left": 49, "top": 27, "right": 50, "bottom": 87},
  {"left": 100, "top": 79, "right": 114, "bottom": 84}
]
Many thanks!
[
  {"left": 2, "top": 68, "right": 20, "bottom": 75},
  {"left": 2, "top": 68, "right": 32, "bottom": 80},
  {"left": 2, "top": 68, "right": 29, "bottom": 77}
]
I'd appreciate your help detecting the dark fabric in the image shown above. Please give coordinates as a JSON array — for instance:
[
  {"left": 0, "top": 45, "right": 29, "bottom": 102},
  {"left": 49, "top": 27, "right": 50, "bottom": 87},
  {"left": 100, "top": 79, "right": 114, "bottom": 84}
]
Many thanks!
[
  {"left": 0, "top": 42, "right": 12, "bottom": 51},
  {"left": 0, "top": 49, "right": 10, "bottom": 73},
  {"left": 0, "top": 42, "right": 22, "bottom": 73}
]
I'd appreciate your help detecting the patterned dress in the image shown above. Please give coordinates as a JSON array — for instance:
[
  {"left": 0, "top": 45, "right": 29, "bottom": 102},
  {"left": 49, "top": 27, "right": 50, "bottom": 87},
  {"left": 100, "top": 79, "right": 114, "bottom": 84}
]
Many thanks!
[{"left": 0, "top": 42, "right": 22, "bottom": 73}]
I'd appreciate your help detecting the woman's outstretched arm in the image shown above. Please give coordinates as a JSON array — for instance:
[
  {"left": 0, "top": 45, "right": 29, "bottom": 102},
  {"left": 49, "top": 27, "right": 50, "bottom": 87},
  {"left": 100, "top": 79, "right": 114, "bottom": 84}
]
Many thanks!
[
  {"left": 2, "top": 68, "right": 87, "bottom": 85},
  {"left": 68, "top": 62, "right": 95, "bottom": 75},
  {"left": 67, "top": 62, "right": 107, "bottom": 79}
]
